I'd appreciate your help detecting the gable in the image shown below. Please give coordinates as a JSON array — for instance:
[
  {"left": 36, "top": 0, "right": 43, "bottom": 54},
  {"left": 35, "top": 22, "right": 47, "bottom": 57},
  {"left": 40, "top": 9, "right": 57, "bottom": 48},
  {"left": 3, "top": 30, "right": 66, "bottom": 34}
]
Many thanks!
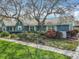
[{"left": 16, "top": 20, "right": 23, "bottom": 26}]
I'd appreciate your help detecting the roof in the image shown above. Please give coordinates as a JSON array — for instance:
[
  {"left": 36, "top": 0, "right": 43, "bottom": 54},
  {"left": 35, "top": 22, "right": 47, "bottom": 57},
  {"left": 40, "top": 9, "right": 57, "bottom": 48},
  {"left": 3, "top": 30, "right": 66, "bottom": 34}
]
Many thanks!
[
  {"left": 45, "top": 18, "right": 58, "bottom": 25},
  {"left": 74, "top": 21, "right": 79, "bottom": 26},
  {"left": 57, "top": 15, "right": 75, "bottom": 24},
  {"left": 3, "top": 18, "right": 17, "bottom": 26},
  {"left": 19, "top": 18, "right": 38, "bottom": 26}
]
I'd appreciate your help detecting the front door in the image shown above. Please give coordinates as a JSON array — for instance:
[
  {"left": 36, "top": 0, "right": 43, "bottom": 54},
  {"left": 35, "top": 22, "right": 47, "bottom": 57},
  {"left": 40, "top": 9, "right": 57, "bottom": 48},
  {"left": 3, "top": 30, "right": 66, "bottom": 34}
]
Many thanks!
[{"left": 17, "top": 26, "right": 22, "bottom": 31}]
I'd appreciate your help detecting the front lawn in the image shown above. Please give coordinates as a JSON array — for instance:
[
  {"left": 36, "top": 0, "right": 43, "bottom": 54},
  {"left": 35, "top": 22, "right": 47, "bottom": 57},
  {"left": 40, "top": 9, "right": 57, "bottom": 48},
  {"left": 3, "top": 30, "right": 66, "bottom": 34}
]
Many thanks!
[{"left": 0, "top": 40, "right": 70, "bottom": 59}]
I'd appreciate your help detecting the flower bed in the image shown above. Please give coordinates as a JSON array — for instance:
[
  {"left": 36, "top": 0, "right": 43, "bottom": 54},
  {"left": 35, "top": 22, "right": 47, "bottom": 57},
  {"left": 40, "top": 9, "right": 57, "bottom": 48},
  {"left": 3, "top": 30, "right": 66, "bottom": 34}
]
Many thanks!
[{"left": 0, "top": 31, "right": 79, "bottom": 51}]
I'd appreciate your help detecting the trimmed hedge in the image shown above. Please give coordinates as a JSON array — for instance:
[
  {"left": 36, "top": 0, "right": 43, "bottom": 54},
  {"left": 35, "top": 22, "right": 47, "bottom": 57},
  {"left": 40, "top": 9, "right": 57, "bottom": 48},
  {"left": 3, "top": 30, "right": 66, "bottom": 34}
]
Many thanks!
[
  {"left": 0, "top": 32, "right": 10, "bottom": 37},
  {"left": 10, "top": 34, "right": 18, "bottom": 39}
]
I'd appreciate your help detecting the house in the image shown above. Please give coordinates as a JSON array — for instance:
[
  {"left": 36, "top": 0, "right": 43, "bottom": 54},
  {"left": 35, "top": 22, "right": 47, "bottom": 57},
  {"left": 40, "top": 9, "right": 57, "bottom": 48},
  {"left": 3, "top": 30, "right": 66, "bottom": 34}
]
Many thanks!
[
  {"left": 73, "top": 21, "right": 79, "bottom": 30},
  {"left": 0, "top": 16, "right": 75, "bottom": 34}
]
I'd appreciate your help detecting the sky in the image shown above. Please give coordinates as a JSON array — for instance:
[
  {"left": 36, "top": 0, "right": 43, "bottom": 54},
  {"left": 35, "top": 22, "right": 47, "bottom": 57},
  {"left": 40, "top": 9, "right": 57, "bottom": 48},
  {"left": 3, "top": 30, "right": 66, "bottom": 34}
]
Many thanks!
[
  {"left": 73, "top": 0, "right": 79, "bottom": 20},
  {"left": 47, "top": 0, "right": 79, "bottom": 20},
  {"left": 19, "top": 0, "right": 79, "bottom": 21},
  {"left": 20, "top": 0, "right": 79, "bottom": 20},
  {"left": 74, "top": 5, "right": 79, "bottom": 20}
]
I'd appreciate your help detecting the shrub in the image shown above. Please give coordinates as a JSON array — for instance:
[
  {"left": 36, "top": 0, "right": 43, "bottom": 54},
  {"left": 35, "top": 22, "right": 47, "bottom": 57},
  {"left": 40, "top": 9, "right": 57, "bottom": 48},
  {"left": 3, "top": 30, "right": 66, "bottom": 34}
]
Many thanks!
[
  {"left": 45, "top": 30, "right": 63, "bottom": 39},
  {"left": 46, "top": 29, "right": 56, "bottom": 38},
  {"left": 17, "top": 33, "right": 27, "bottom": 39},
  {"left": 73, "top": 29, "right": 79, "bottom": 33},
  {"left": 0, "top": 32, "right": 10, "bottom": 37},
  {"left": 10, "top": 34, "right": 18, "bottom": 39},
  {"left": 67, "top": 30, "right": 78, "bottom": 38},
  {"left": 39, "top": 31, "right": 46, "bottom": 36},
  {"left": 55, "top": 31, "right": 62, "bottom": 39},
  {"left": 17, "top": 32, "right": 38, "bottom": 42},
  {"left": 26, "top": 33, "right": 37, "bottom": 42}
]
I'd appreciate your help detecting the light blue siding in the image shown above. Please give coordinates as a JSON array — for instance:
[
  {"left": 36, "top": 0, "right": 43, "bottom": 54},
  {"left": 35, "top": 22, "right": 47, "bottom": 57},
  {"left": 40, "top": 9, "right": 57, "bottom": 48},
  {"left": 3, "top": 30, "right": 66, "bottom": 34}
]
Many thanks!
[{"left": 57, "top": 25, "right": 69, "bottom": 31}]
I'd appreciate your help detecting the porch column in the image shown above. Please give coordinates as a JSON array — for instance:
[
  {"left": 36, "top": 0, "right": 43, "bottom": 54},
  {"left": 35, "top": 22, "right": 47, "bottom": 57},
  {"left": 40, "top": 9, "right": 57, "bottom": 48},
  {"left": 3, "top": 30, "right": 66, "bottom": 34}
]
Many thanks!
[
  {"left": 46, "top": 26, "right": 48, "bottom": 31},
  {"left": 54, "top": 26, "right": 57, "bottom": 31},
  {"left": 12, "top": 27, "right": 14, "bottom": 32},
  {"left": 29, "top": 26, "right": 30, "bottom": 31},
  {"left": 34, "top": 26, "right": 36, "bottom": 31},
  {"left": 69, "top": 24, "right": 73, "bottom": 31}
]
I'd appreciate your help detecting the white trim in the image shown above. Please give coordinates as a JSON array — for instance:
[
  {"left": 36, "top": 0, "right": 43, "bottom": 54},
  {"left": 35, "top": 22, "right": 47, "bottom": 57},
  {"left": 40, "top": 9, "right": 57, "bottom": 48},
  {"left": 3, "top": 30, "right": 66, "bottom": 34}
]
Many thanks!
[
  {"left": 34, "top": 26, "right": 36, "bottom": 31},
  {"left": 18, "top": 26, "right": 22, "bottom": 31},
  {"left": 46, "top": 26, "right": 48, "bottom": 31},
  {"left": 12, "top": 27, "right": 14, "bottom": 31},
  {"left": 54, "top": 26, "right": 57, "bottom": 31},
  {"left": 29, "top": 26, "right": 30, "bottom": 31}
]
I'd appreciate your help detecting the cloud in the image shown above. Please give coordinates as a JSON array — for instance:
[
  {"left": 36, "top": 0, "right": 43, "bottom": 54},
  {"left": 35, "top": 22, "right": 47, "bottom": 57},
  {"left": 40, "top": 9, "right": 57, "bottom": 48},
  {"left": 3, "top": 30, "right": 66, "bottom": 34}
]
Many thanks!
[{"left": 74, "top": 11, "right": 79, "bottom": 20}]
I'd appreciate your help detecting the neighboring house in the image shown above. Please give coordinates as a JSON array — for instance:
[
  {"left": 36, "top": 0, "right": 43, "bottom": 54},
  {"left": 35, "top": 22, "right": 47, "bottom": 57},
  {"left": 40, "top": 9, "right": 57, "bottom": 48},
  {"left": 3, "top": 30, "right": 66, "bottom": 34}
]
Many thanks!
[
  {"left": 74, "top": 21, "right": 79, "bottom": 30},
  {"left": 0, "top": 15, "right": 75, "bottom": 34},
  {"left": 58, "top": 15, "right": 75, "bottom": 30}
]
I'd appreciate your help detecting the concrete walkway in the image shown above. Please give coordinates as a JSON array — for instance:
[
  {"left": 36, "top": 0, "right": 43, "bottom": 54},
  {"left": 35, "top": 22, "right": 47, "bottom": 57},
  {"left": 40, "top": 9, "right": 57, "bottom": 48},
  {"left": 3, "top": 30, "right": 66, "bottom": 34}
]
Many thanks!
[
  {"left": 0, "top": 38, "right": 75, "bottom": 57},
  {"left": 72, "top": 46, "right": 79, "bottom": 59}
]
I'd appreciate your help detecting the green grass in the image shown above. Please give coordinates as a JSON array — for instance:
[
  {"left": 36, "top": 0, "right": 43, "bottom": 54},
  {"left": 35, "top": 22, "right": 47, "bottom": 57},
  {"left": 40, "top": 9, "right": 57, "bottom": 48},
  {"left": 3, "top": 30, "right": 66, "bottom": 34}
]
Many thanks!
[
  {"left": 45, "top": 39, "right": 79, "bottom": 51},
  {"left": 0, "top": 40, "right": 70, "bottom": 59}
]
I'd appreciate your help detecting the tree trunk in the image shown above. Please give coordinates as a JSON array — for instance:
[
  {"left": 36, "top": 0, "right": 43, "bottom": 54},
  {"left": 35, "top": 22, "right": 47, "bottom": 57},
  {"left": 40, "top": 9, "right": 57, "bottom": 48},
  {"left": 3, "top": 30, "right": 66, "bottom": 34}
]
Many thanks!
[
  {"left": 37, "top": 22, "right": 41, "bottom": 31},
  {"left": 37, "top": 20, "right": 46, "bottom": 32}
]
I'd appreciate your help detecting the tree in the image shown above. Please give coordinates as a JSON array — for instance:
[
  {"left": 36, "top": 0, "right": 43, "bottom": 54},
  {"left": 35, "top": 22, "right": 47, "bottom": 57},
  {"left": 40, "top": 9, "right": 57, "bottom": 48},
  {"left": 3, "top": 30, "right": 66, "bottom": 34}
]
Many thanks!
[
  {"left": 0, "top": 0, "right": 26, "bottom": 20},
  {"left": 25, "top": 0, "right": 60, "bottom": 25},
  {"left": 0, "top": 0, "right": 79, "bottom": 24},
  {"left": 0, "top": 0, "right": 33, "bottom": 58},
  {"left": 25, "top": 0, "right": 79, "bottom": 31}
]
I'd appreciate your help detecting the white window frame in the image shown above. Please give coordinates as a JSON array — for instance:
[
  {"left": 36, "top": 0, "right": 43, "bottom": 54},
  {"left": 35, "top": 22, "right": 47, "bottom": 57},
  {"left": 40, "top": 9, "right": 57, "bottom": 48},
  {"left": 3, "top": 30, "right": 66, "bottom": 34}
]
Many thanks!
[{"left": 18, "top": 26, "right": 22, "bottom": 31}]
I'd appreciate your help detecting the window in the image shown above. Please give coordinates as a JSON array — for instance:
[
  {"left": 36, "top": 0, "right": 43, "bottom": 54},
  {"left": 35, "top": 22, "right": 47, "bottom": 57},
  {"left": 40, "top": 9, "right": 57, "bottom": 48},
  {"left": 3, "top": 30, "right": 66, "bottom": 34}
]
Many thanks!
[
  {"left": 52, "top": 26, "right": 54, "bottom": 30},
  {"left": 6, "top": 27, "right": 12, "bottom": 31},
  {"left": 30, "top": 26, "right": 34, "bottom": 31},
  {"left": 36, "top": 26, "right": 40, "bottom": 31},
  {"left": 18, "top": 26, "right": 22, "bottom": 31},
  {"left": 6, "top": 27, "right": 9, "bottom": 31},
  {"left": 13, "top": 27, "right": 16, "bottom": 31},
  {"left": 42, "top": 25, "right": 46, "bottom": 31},
  {"left": 24, "top": 26, "right": 29, "bottom": 31},
  {"left": 36, "top": 25, "right": 46, "bottom": 31},
  {"left": 3, "top": 27, "right": 6, "bottom": 31},
  {"left": 48, "top": 25, "right": 52, "bottom": 29},
  {"left": 9, "top": 27, "right": 12, "bottom": 31},
  {"left": 57, "top": 25, "right": 69, "bottom": 31},
  {"left": 0, "top": 28, "right": 2, "bottom": 31}
]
